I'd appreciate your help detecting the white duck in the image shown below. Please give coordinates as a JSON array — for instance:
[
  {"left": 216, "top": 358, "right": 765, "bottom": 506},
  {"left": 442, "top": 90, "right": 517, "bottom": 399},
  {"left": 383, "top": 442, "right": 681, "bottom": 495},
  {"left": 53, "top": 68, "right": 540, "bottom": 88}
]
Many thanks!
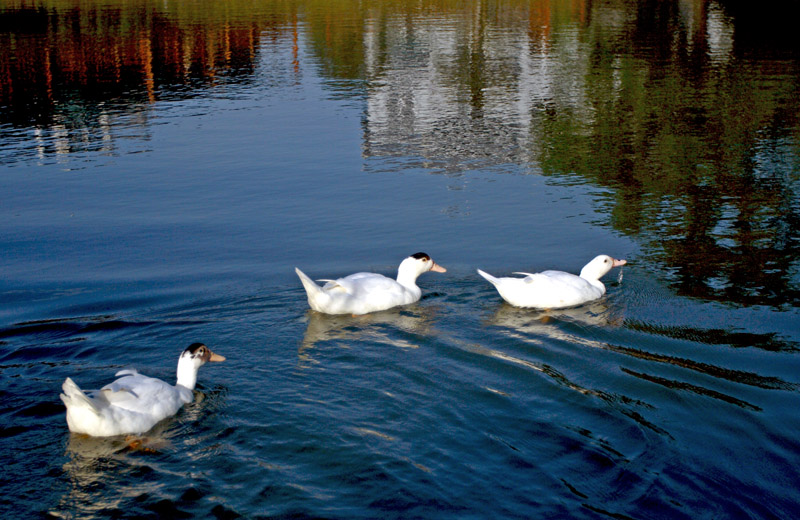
[
  {"left": 477, "top": 255, "right": 626, "bottom": 309},
  {"left": 295, "top": 252, "right": 447, "bottom": 315},
  {"left": 60, "top": 343, "right": 225, "bottom": 437}
]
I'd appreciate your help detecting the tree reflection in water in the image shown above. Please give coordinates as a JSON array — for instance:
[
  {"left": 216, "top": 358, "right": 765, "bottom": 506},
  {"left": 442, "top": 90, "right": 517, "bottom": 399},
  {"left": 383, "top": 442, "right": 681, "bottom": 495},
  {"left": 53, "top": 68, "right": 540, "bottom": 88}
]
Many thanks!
[{"left": 1, "top": 0, "right": 798, "bottom": 306}]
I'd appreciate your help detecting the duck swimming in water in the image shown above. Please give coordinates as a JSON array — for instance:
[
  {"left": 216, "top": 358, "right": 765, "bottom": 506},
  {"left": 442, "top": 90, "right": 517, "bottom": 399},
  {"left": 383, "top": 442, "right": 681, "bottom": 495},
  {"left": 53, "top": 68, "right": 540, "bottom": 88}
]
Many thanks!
[
  {"left": 60, "top": 343, "right": 225, "bottom": 437},
  {"left": 295, "top": 252, "right": 446, "bottom": 315},
  {"left": 477, "top": 255, "right": 626, "bottom": 309}
]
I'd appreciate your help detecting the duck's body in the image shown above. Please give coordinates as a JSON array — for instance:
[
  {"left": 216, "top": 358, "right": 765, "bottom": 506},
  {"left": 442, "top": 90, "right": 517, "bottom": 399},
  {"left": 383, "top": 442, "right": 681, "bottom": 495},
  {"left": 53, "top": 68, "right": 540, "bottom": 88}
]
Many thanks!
[
  {"left": 296, "top": 252, "right": 446, "bottom": 315},
  {"left": 478, "top": 255, "right": 626, "bottom": 309},
  {"left": 60, "top": 343, "right": 225, "bottom": 437}
]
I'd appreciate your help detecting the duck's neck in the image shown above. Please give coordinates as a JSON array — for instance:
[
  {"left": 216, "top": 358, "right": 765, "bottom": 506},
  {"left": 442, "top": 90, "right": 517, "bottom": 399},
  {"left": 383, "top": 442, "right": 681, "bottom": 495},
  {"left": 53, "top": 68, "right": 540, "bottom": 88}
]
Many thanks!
[
  {"left": 580, "top": 266, "right": 609, "bottom": 294},
  {"left": 176, "top": 359, "right": 199, "bottom": 391},
  {"left": 396, "top": 269, "right": 422, "bottom": 296},
  {"left": 588, "top": 279, "right": 607, "bottom": 294}
]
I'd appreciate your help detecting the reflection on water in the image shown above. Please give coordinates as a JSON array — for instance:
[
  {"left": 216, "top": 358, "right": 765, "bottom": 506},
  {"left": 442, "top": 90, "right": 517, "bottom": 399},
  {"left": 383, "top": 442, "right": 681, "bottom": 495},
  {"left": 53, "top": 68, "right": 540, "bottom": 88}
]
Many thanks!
[
  {"left": 2, "top": 2, "right": 800, "bottom": 516},
  {"left": 55, "top": 389, "right": 225, "bottom": 518},
  {"left": 357, "top": 0, "right": 800, "bottom": 307},
  {"left": 483, "top": 296, "right": 787, "bottom": 417},
  {"left": 299, "top": 307, "right": 438, "bottom": 365},
  {"left": 470, "top": 302, "right": 672, "bottom": 437},
  {"left": 0, "top": 0, "right": 294, "bottom": 163},
  {"left": 487, "top": 299, "right": 623, "bottom": 336},
  {"left": 59, "top": 432, "right": 168, "bottom": 517},
  {"left": 2, "top": 0, "right": 797, "bottom": 306}
]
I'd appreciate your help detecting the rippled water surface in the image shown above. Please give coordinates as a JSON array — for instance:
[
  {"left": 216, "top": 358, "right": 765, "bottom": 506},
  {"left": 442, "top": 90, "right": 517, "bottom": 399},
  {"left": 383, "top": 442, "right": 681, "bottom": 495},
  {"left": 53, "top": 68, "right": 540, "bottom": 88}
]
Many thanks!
[{"left": 2, "top": 0, "right": 800, "bottom": 518}]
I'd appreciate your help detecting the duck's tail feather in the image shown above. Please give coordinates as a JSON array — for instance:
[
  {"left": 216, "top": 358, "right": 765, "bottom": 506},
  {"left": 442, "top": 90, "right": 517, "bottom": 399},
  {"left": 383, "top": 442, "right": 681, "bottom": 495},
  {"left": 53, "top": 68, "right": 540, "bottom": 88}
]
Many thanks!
[
  {"left": 295, "top": 267, "right": 323, "bottom": 296},
  {"left": 477, "top": 269, "right": 500, "bottom": 286},
  {"left": 60, "top": 377, "right": 100, "bottom": 415}
]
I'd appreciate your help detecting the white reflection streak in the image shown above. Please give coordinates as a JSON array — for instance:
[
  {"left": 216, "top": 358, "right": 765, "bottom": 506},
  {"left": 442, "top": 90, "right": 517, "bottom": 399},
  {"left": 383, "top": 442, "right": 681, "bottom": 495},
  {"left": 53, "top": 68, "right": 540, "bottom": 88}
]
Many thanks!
[
  {"left": 364, "top": 17, "right": 378, "bottom": 80},
  {"left": 706, "top": 1, "right": 733, "bottom": 65},
  {"left": 34, "top": 127, "right": 46, "bottom": 162},
  {"left": 99, "top": 112, "right": 114, "bottom": 154},
  {"left": 416, "top": 24, "right": 455, "bottom": 129},
  {"left": 478, "top": 344, "right": 545, "bottom": 374},
  {"left": 364, "top": 15, "right": 458, "bottom": 136},
  {"left": 518, "top": 36, "right": 554, "bottom": 163},
  {"left": 678, "top": 0, "right": 697, "bottom": 54},
  {"left": 53, "top": 123, "right": 70, "bottom": 157},
  {"left": 298, "top": 310, "right": 433, "bottom": 365},
  {"left": 516, "top": 39, "right": 536, "bottom": 147},
  {"left": 487, "top": 302, "right": 620, "bottom": 353}
]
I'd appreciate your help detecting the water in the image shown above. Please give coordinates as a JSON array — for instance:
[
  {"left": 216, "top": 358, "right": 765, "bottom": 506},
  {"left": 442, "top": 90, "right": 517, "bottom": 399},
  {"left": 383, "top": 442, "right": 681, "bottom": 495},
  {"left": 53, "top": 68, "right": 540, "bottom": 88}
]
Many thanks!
[{"left": 2, "top": 0, "right": 799, "bottom": 518}]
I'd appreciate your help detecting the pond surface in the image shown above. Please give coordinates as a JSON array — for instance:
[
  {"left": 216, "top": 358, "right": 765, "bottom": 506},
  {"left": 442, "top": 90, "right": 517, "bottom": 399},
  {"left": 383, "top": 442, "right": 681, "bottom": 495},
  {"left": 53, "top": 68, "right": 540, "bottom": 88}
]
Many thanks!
[{"left": 2, "top": 0, "right": 799, "bottom": 518}]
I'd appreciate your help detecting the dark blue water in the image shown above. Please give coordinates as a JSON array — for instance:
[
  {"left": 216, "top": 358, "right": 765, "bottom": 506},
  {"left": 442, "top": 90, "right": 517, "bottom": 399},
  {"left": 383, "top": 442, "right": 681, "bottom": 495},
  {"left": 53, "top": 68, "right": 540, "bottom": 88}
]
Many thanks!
[{"left": 2, "top": 1, "right": 800, "bottom": 518}]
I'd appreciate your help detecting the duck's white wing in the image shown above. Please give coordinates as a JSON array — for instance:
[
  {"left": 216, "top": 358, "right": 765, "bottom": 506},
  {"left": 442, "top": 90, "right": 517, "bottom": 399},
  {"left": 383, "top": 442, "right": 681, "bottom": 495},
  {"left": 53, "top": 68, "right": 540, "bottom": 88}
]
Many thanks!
[
  {"left": 330, "top": 272, "right": 399, "bottom": 296},
  {"left": 97, "top": 369, "right": 140, "bottom": 399},
  {"left": 99, "top": 374, "right": 179, "bottom": 413},
  {"left": 320, "top": 272, "right": 376, "bottom": 293},
  {"left": 536, "top": 270, "right": 590, "bottom": 289},
  {"left": 518, "top": 271, "right": 594, "bottom": 295},
  {"left": 317, "top": 279, "right": 347, "bottom": 291},
  {"left": 511, "top": 271, "right": 578, "bottom": 288}
]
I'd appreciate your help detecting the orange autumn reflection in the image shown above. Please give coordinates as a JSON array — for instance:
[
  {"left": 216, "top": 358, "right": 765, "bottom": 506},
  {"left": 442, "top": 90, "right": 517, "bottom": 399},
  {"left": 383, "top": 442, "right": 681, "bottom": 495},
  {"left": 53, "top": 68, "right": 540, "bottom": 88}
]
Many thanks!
[{"left": 0, "top": 3, "right": 293, "bottom": 126}]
